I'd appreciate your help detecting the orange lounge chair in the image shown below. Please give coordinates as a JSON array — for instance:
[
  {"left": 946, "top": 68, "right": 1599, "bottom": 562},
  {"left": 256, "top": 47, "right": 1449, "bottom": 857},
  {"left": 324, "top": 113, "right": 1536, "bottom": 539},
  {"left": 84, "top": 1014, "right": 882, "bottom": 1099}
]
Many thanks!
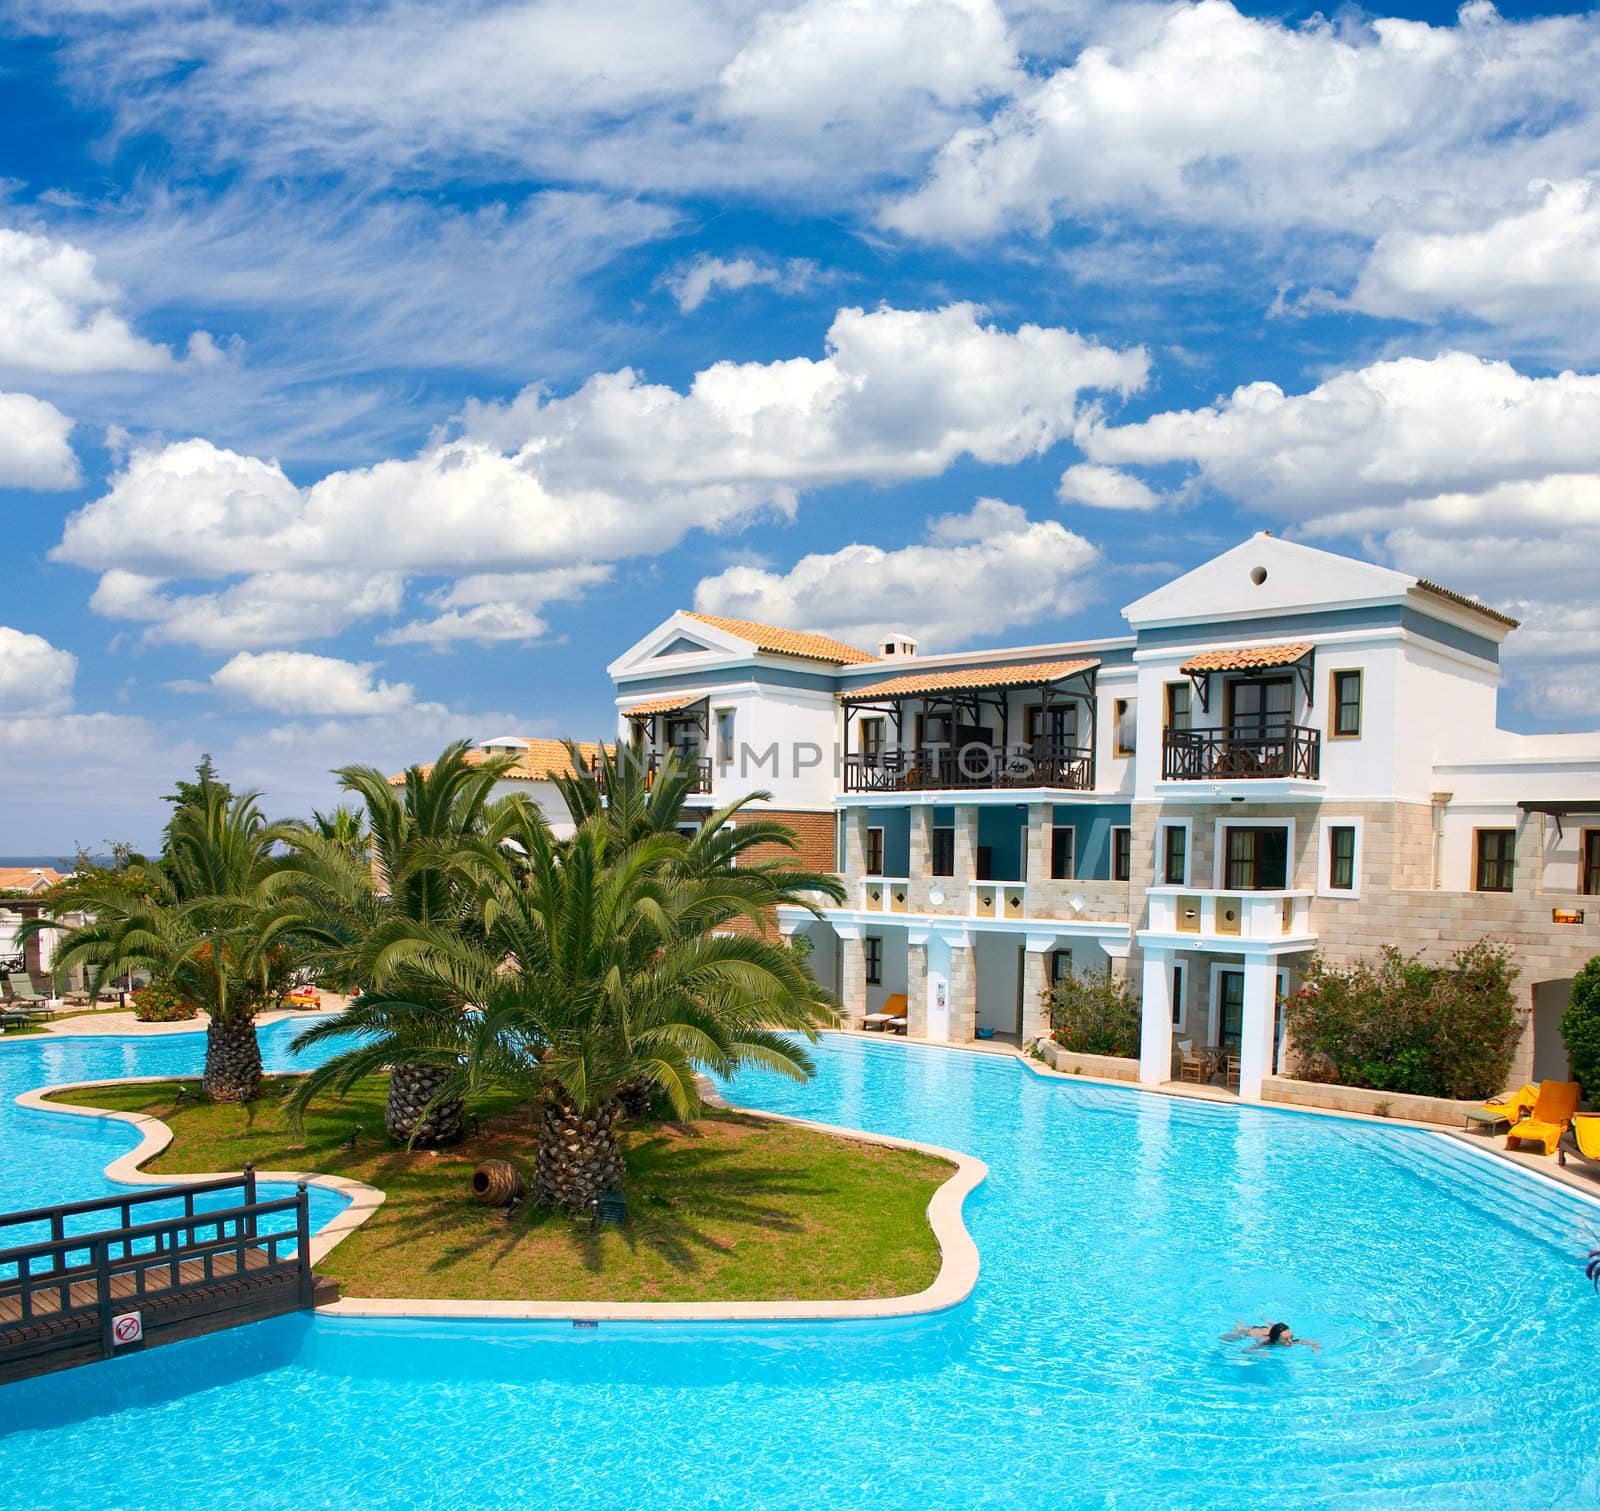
[
  {"left": 863, "top": 993, "right": 908, "bottom": 1033},
  {"left": 1505, "top": 1080, "right": 1583, "bottom": 1156},
  {"left": 1560, "top": 1112, "right": 1600, "bottom": 1169},
  {"left": 1464, "top": 1082, "right": 1538, "bottom": 1133}
]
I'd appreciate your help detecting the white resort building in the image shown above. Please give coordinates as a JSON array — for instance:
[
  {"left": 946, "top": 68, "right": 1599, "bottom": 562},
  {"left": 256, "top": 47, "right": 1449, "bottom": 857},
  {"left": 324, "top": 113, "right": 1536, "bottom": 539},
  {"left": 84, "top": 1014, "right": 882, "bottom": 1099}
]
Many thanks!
[{"left": 598, "top": 534, "right": 1600, "bottom": 1101}]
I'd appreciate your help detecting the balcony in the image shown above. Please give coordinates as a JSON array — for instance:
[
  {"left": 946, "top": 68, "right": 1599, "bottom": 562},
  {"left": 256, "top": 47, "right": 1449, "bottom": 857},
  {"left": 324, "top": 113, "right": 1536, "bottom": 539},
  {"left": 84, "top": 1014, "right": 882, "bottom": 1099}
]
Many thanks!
[
  {"left": 597, "top": 750, "right": 713, "bottom": 795},
  {"left": 1146, "top": 886, "right": 1313, "bottom": 944},
  {"left": 843, "top": 740, "right": 1095, "bottom": 795},
  {"left": 859, "top": 877, "right": 912, "bottom": 914},
  {"left": 1162, "top": 725, "right": 1320, "bottom": 782}
]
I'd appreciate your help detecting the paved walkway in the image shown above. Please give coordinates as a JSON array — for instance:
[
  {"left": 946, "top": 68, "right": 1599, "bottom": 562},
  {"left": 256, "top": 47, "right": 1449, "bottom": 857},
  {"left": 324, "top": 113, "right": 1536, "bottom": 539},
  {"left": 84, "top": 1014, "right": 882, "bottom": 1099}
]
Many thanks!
[{"left": 41, "top": 998, "right": 352, "bottom": 1037}]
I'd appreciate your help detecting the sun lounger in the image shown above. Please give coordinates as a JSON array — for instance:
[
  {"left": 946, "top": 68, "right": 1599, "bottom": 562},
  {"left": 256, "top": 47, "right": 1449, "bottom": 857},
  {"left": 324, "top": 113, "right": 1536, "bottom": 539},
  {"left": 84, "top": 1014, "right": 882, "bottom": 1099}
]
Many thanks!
[
  {"left": 1, "top": 974, "right": 55, "bottom": 1016},
  {"left": 1560, "top": 1112, "right": 1600, "bottom": 1169},
  {"left": 1505, "top": 1080, "right": 1583, "bottom": 1156},
  {"left": 863, "top": 993, "right": 908, "bottom": 1033},
  {"left": 1464, "top": 1082, "right": 1538, "bottom": 1132},
  {"left": 885, "top": 997, "right": 909, "bottom": 1035}
]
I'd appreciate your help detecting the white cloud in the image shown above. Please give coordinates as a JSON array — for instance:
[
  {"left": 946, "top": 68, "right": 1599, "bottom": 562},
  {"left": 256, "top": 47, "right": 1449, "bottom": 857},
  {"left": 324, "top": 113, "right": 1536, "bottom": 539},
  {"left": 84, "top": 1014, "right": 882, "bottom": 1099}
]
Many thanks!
[
  {"left": 0, "top": 627, "right": 77, "bottom": 715},
  {"left": 381, "top": 565, "right": 612, "bottom": 650},
  {"left": 718, "top": 0, "right": 1016, "bottom": 128},
  {"left": 1353, "top": 177, "right": 1600, "bottom": 332},
  {"left": 886, "top": 2, "right": 1600, "bottom": 244},
  {"left": 209, "top": 651, "right": 429, "bottom": 718},
  {"left": 56, "top": 303, "right": 1145, "bottom": 646},
  {"left": 0, "top": 226, "right": 191, "bottom": 375},
  {"left": 1077, "top": 348, "right": 1600, "bottom": 711},
  {"left": 693, "top": 496, "right": 1099, "bottom": 650},
  {"left": 0, "top": 389, "right": 79, "bottom": 488},
  {"left": 1056, "top": 461, "right": 1158, "bottom": 511},
  {"left": 664, "top": 255, "right": 819, "bottom": 314}
]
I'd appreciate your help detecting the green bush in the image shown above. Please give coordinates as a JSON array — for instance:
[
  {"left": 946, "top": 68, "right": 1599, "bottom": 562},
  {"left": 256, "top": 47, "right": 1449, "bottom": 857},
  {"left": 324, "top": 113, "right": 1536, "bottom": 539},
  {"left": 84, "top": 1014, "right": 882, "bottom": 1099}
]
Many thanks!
[
  {"left": 1047, "top": 966, "right": 1141, "bottom": 1058},
  {"left": 130, "top": 977, "right": 200, "bottom": 1023},
  {"left": 1283, "top": 940, "right": 1518, "bottom": 1100},
  {"left": 1561, "top": 957, "right": 1600, "bottom": 1103}
]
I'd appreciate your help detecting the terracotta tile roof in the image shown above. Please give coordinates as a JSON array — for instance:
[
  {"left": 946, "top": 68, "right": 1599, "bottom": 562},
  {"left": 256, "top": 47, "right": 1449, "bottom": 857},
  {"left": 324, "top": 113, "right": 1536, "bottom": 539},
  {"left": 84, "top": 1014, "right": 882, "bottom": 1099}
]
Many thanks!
[
  {"left": 1413, "top": 579, "right": 1520, "bottom": 630},
  {"left": 682, "top": 611, "right": 876, "bottom": 664},
  {"left": 388, "top": 739, "right": 610, "bottom": 786},
  {"left": 0, "top": 866, "right": 64, "bottom": 894},
  {"left": 621, "top": 692, "right": 707, "bottom": 719},
  {"left": 1180, "top": 642, "right": 1314, "bottom": 674},
  {"left": 841, "top": 658, "right": 1100, "bottom": 701}
]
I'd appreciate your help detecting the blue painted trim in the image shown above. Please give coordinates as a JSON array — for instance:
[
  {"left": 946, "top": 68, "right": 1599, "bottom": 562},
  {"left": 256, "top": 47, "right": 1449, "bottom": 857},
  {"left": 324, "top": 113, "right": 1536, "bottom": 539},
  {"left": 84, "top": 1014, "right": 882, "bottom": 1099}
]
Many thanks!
[
  {"left": 616, "top": 665, "right": 843, "bottom": 696},
  {"left": 1135, "top": 604, "right": 1499, "bottom": 663}
]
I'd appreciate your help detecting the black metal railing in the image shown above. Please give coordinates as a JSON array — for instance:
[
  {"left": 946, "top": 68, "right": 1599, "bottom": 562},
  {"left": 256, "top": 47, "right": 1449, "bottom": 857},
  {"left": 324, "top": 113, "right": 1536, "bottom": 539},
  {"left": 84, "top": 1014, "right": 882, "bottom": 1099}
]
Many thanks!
[
  {"left": 0, "top": 1169, "right": 313, "bottom": 1365},
  {"left": 593, "top": 750, "right": 712, "bottom": 795},
  {"left": 844, "top": 741, "right": 1095, "bottom": 793},
  {"left": 1162, "top": 725, "right": 1321, "bottom": 781}
]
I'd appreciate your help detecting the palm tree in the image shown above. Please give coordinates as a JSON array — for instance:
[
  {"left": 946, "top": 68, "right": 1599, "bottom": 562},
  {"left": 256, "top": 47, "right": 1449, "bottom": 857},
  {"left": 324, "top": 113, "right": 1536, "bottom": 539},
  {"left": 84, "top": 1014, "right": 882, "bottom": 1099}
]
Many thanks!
[
  {"left": 287, "top": 812, "right": 843, "bottom": 1210},
  {"left": 37, "top": 786, "right": 300, "bottom": 1102},
  {"left": 281, "top": 741, "right": 528, "bottom": 1147}
]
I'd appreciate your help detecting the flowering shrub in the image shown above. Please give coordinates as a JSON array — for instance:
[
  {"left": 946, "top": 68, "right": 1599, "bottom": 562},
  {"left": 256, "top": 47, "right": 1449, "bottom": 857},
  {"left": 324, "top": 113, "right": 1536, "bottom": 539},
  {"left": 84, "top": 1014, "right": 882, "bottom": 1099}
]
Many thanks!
[
  {"left": 130, "top": 977, "right": 200, "bottom": 1023},
  {"left": 1047, "top": 966, "right": 1141, "bottom": 1059},
  {"left": 1283, "top": 940, "right": 1518, "bottom": 1100}
]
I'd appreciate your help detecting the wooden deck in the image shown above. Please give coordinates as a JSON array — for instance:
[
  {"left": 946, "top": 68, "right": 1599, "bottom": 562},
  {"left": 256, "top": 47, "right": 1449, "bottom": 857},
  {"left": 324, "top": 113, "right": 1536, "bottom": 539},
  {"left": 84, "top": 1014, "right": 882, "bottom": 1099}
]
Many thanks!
[{"left": 0, "top": 1169, "right": 337, "bottom": 1383}]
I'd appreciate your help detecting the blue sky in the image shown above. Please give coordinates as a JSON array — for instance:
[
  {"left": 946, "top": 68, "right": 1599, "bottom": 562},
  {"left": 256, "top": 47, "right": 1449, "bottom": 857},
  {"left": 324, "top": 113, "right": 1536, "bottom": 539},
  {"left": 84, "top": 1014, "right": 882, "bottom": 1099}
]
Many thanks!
[{"left": 3, "top": 0, "right": 1600, "bottom": 853}]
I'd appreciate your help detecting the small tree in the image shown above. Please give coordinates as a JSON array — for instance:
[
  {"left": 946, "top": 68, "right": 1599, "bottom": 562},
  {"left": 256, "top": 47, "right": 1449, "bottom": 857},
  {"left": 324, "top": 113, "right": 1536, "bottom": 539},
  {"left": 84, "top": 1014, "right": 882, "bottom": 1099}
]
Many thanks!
[
  {"left": 1562, "top": 957, "right": 1600, "bottom": 1103},
  {"left": 1046, "top": 965, "right": 1141, "bottom": 1058}
]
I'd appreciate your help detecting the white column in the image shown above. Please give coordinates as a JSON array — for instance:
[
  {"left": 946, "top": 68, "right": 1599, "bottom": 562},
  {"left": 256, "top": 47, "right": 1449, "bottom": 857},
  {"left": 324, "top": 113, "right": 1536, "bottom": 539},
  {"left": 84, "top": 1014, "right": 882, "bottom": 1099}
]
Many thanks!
[
  {"left": 1237, "top": 955, "right": 1278, "bottom": 1101},
  {"left": 1139, "top": 946, "right": 1174, "bottom": 1085}
]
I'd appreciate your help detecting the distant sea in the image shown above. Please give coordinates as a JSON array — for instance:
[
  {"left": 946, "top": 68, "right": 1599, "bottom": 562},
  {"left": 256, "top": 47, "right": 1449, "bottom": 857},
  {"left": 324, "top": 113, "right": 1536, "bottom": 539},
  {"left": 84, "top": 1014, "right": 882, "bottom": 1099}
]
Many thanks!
[{"left": 0, "top": 855, "right": 107, "bottom": 870}]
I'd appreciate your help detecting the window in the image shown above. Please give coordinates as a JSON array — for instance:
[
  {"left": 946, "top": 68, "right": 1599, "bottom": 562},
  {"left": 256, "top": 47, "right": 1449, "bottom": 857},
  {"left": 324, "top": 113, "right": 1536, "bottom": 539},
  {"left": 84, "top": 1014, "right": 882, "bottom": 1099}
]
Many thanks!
[
  {"left": 1049, "top": 949, "right": 1073, "bottom": 984},
  {"left": 931, "top": 827, "right": 955, "bottom": 876},
  {"left": 1164, "top": 682, "right": 1192, "bottom": 732},
  {"left": 1331, "top": 670, "right": 1362, "bottom": 738},
  {"left": 1585, "top": 831, "right": 1600, "bottom": 896},
  {"left": 1228, "top": 677, "right": 1293, "bottom": 736},
  {"left": 1475, "top": 829, "right": 1516, "bottom": 893},
  {"left": 1114, "top": 698, "right": 1137, "bottom": 755},
  {"left": 1025, "top": 703, "right": 1078, "bottom": 746},
  {"left": 1050, "top": 826, "right": 1076, "bottom": 880},
  {"left": 1327, "top": 825, "right": 1356, "bottom": 890},
  {"left": 866, "top": 826, "right": 885, "bottom": 876},
  {"left": 716, "top": 708, "right": 735, "bottom": 764},
  {"left": 1111, "top": 826, "right": 1132, "bottom": 881},
  {"left": 860, "top": 717, "right": 886, "bottom": 764},
  {"left": 1161, "top": 824, "right": 1188, "bottom": 886},
  {"left": 1224, "top": 826, "right": 1289, "bottom": 890},
  {"left": 1172, "top": 964, "right": 1185, "bottom": 1028},
  {"left": 864, "top": 936, "right": 883, "bottom": 986}
]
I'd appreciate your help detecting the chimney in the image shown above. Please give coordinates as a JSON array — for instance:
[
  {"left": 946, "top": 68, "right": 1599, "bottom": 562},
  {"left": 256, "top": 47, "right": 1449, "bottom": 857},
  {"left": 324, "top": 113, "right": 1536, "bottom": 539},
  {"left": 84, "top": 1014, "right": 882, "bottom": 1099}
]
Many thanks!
[{"left": 879, "top": 634, "right": 918, "bottom": 658}]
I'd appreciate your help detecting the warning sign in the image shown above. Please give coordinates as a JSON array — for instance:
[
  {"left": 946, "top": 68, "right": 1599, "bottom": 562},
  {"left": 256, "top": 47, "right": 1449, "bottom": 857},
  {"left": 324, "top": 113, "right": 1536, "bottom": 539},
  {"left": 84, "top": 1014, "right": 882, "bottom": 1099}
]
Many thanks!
[{"left": 112, "top": 1312, "right": 143, "bottom": 1346}]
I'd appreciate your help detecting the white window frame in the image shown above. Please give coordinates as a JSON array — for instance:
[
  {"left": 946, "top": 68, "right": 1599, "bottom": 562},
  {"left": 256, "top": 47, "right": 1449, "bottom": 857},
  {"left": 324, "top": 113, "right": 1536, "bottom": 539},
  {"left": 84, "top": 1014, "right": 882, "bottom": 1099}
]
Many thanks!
[
  {"left": 1172, "top": 962, "right": 1186, "bottom": 1031},
  {"left": 1211, "top": 817, "right": 1296, "bottom": 891},
  {"left": 1205, "top": 963, "right": 1291, "bottom": 1060},
  {"left": 1317, "top": 815, "right": 1364, "bottom": 899},
  {"left": 714, "top": 706, "right": 736, "bottom": 765},
  {"left": 1157, "top": 818, "right": 1192, "bottom": 887}
]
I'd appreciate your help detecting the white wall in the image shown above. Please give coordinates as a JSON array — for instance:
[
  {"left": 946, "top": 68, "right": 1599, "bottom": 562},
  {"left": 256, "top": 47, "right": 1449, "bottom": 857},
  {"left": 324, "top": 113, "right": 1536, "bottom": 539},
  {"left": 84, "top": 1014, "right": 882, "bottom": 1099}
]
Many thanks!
[{"left": 974, "top": 930, "right": 1021, "bottom": 1034}]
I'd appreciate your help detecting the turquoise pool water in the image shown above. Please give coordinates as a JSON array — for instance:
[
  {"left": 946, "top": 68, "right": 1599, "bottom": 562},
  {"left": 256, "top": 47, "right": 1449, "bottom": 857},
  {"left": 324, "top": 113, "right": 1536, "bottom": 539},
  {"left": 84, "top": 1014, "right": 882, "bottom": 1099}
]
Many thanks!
[{"left": 1, "top": 1029, "right": 1598, "bottom": 1508}]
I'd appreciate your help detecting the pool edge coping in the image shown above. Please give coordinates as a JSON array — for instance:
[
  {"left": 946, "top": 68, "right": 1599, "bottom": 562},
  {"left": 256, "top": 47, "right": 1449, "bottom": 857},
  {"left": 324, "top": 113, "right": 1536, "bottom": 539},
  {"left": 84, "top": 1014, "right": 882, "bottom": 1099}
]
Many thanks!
[{"left": 15, "top": 1075, "right": 987, "bottom": 1325}]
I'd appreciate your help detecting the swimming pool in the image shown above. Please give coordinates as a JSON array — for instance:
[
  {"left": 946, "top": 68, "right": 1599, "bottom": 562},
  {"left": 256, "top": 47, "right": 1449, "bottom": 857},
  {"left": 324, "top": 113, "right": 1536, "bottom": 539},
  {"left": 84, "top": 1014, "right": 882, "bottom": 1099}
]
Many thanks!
[{"left": 1, "top": 1027, "right": 1597, "bottom": 1508}]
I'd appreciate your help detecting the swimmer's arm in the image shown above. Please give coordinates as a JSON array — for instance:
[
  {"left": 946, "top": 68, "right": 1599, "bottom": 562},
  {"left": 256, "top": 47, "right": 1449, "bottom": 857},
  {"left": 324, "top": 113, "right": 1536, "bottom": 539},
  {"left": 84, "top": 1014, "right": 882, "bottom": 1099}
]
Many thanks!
[{"left": 1295, "top": 1340, "right": 1321, "bottom": 1353}]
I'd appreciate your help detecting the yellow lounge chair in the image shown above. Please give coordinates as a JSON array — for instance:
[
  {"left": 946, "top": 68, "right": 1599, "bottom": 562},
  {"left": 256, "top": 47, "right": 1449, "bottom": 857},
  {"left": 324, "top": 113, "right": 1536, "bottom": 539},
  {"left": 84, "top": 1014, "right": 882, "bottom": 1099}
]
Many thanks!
[
  {"left": 1464, "top": 1082, "right": 1539, "bottom": 1133},
  {"left": 863, "top": 993, "right": 908, "bottom": 1033},
  {"left": 1560, "top": 1112, "right": 1600, "bottom": 1169},
  {"left": 1505, "top": 1081, "right": 1583, "bottom": 1156}
]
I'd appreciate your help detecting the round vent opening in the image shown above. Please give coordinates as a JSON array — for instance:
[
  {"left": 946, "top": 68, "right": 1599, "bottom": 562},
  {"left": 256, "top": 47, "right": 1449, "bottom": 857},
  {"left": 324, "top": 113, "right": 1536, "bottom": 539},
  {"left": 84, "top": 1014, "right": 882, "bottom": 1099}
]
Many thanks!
[{"left": 1250, "top": 566, "right": 1268, "bottom": 585}]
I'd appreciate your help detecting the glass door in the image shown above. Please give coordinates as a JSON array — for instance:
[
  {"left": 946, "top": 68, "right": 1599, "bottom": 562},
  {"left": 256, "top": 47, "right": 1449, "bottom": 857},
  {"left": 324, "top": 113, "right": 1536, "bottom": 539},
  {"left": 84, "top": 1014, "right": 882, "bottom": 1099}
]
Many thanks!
[
  {"left": 1218, "top": 970, "right": 1244, "bottom": 1054},
  {"left": 1230, "top": 676, "right": 1293, "bottom": 736}
]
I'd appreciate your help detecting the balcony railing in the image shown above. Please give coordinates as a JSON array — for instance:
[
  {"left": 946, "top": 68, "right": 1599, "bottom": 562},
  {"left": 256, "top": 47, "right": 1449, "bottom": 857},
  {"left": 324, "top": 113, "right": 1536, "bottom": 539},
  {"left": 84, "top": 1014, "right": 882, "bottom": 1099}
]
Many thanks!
[
  {"left": 843, "top": 741, "right": 1095, "bottom": 794},
  {"left": 596, "top": 751, "right": 713, "bottom": 795},
  {"left": 1161, "top": 725, "right": 1321, "bottom": 782}
]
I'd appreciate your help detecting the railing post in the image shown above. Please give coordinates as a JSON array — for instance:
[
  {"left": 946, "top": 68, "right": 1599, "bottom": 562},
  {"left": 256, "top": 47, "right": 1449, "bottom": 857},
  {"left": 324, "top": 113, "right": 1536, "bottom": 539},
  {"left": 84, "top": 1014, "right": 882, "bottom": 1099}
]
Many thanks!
[
  {"left": 295, "top": 1182, "right": 313, "bottom": 1308},
  {"left": 244, "top": 1163, "right": 257, "bottom": 1241},
  {"left": 95, "top": 1238, "right": 114, "bottom": 1359}
]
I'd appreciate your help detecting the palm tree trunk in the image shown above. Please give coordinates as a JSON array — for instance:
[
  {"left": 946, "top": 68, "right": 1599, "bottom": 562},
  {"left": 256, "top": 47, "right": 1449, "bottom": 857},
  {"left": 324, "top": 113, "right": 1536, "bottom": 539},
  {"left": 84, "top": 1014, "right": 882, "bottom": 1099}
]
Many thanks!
[
  {"left": 385, "top": 1063, "right": 465, "bottom": 1148},
  {"left": 203, "top": 1018, "right": 262, "bottom": 1103},
  {"left": 534, "top": 1099, "right": 625, "bottom": 1212}
]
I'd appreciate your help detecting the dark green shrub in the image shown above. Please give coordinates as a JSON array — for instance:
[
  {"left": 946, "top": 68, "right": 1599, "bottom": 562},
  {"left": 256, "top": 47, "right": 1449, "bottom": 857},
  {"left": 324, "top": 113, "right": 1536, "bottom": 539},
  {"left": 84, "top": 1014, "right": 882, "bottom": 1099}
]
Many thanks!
[
  {"left": 1561, "top": 957, "right": 1600, "bottom": 1103},
  {"left": 130, "top": 977, "right": 199, "bottom": 1023},
  {"left": 1047, "top": 966, "right": 1141, "bottom": 1058},
  {"left": 1284, "top": 940, "right": 1518, "bottom": 1100}
]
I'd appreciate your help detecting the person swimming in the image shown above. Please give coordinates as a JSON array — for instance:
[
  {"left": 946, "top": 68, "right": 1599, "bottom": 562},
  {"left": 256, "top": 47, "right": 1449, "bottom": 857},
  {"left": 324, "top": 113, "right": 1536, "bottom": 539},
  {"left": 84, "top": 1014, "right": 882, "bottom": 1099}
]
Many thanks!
[{"left": 1222, "top": 1321, "right": 1321, "bottom": 1354}]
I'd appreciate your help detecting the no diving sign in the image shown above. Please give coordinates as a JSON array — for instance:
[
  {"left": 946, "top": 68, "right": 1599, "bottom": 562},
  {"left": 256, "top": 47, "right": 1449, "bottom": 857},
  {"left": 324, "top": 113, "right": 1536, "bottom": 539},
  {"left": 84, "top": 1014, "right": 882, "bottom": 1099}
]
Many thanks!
[{"left": 111, "top": 1312, "right": 143, "bottom": 1347}]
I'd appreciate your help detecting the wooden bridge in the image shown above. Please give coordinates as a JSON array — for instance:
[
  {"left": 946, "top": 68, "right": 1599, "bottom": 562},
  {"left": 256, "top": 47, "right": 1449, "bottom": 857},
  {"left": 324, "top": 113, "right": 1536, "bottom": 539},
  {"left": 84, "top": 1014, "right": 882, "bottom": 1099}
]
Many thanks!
[{"left": 0, "top": 1168, "right": 337, "bottom": 1383}]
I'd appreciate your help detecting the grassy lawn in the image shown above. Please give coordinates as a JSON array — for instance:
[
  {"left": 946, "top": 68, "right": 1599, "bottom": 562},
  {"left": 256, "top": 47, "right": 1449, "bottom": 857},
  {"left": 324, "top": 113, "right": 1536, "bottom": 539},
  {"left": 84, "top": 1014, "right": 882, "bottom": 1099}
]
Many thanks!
[{"left": 46, "top": 1077, "right": 949, "bottom": 1303}]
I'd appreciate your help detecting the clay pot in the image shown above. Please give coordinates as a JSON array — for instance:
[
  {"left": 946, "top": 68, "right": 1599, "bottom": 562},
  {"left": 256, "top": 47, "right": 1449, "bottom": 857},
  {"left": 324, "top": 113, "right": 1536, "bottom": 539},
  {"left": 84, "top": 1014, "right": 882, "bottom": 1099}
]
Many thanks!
[{"left": 471, "top": 1158, "right": 525, "bottom": 1206}]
